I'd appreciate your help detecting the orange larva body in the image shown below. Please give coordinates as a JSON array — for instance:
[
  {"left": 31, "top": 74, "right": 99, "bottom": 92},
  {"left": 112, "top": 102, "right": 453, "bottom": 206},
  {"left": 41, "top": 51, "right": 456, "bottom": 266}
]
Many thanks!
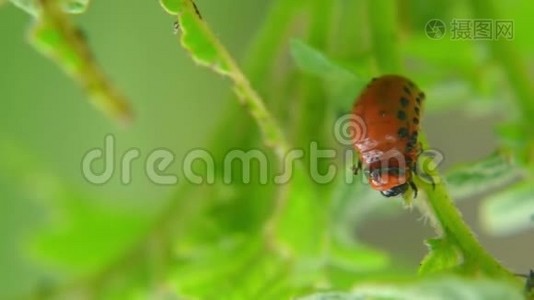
[{"left": 351, "top": 75, "right": 425, "bottom": 197}]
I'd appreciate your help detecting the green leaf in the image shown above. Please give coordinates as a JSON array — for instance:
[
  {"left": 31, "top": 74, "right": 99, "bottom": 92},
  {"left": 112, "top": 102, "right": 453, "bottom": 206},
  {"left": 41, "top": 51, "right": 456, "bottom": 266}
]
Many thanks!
[
  {"left": 159, "top": 0, "right": 180, "bottom": 14},
  {"left": 0, "top": 140, "right": 150, "bottom": 278},
  {"left": 10, "top": 0, "right": 39, "bottom": 16},
  {"left": 419, "top": 238, "right": 462, "bottom": 275},
  {"left": 170, "top": 233, "right": 299, "bottom": 300},
  {"left": 480, "top": 182, "right": 534, "bottom": 236},
  {"left": 273, "top": 171, "right": 326, "bottom": 257},
  {"left": 329, "top": 240, "right": 389, "bottom": 273},
  {"left": 9, "top": 0, "right": 90, "bottom": 16},
  {"left": 445, "top": 151, "right": 522, "bottom": 200},
  {"left": 161, "top": 0, "right": 231, "bottom": 76},
  {"left": 171, "top": 236, "right": 261, "bottom": 297},
  {"left": 60, "top": 0, "right": 87, "bottom": 13},
  {"left": 31, "top": 193, "right": 150, "bottom": 276},
  {"left": 298, "top": 277, "right": 524, "bottom": 300},
  {"left": 290, "top": 39, "right": 366, "bottom": 111},
  {"left": 290, "top": 39, "right": 356, "bottom": 80},
  {"left": 298, "top": 292, "right": 362, "bottom": 300}
]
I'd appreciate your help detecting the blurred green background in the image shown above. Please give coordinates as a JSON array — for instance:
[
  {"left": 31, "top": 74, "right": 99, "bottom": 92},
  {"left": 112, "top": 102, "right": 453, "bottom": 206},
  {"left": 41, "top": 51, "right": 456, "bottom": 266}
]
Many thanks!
[{"left": 1, "top": 0, "right": 533, "bottom": 299}]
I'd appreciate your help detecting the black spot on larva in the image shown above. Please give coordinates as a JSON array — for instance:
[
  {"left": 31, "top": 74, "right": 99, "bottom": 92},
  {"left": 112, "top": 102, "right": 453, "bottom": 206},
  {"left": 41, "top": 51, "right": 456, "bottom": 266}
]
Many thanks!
[
  {"left": 371, "top": 77, "right": 378, "bottom": 82},
  {"left": 415, "top": 106, "right": 420, "bottom": 115},
  {"left": 413, "top": 117, "right": 419, "bottom": 124},
  {"left": 408, "top": 81, "right": 415, "bottom": 88},
  {"left": 407, "top": 132, "right": 418, "bottom": 150},
  {"left": 416, "top": 97, "right": 421, "bottom": 104},
  {"left": 397, "top": 110, "right": 407, "bottom": 120},
  {"left": 403, "top": 85, "right": 411, "bottom": 95},
  {"left": 418, "top": 92, "right": 425, "bottom": 99},
  {"left": 398, "top": 127, "right": 409, "bottom": 138},
  {"left": 400, "top": 97, "right": 409, "bottom": 107}
]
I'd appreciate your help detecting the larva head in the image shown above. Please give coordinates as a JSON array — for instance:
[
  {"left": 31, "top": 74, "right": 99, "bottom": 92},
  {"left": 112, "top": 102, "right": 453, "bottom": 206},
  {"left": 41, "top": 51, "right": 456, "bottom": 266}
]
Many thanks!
[{"left": 365, "top": 160, "right": 412, "bottom": 197}]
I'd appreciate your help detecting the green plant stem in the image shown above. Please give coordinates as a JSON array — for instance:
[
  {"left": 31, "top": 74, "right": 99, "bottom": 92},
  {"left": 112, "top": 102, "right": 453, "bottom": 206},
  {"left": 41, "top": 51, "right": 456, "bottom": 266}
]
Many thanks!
[
  {"left": 416, "top": 133, "right": 517, "bottom": 280},
  {"left": 294, "top": 0, "right": 333, "bottom": 167},
  {"left": 367, "top": 0, "right": 402, "bottom": 73},
  {"left": 32, "top": 0, "right": 132, "bottom": 124},
  {"left": 307, "top": 0, "right": 332, "bottom": 49},
  {"left": 330, "top": 0, "right": 367, "bottom": 62}
]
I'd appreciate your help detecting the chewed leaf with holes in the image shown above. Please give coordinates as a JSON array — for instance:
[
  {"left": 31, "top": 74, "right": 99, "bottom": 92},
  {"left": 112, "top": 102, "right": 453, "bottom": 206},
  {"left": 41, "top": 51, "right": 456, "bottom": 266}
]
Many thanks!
[
  {"left": 9, "top": 0, "right": 90, "bottom": 16},
  {"left": 160, "top": 0, "right": 231, "bottom": 76}
]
